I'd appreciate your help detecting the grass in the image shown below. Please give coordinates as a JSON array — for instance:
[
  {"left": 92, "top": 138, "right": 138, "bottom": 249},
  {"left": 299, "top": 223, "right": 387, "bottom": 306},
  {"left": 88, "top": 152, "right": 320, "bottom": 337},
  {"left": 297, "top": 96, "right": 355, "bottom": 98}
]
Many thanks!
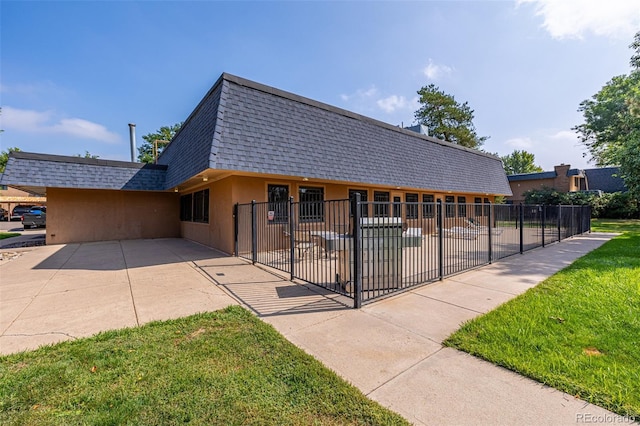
[
  {"left": 0, "top": 233, "right": 20, "bottom": 240},
  {"left": 0, "top": 306, "right": 409, "bottom": 425},
  {"left": 591, "top": 218, "right": 640, "bottom": 233},
  {"left": 445, "top": 221, "right": 640, "bottom": 417}
]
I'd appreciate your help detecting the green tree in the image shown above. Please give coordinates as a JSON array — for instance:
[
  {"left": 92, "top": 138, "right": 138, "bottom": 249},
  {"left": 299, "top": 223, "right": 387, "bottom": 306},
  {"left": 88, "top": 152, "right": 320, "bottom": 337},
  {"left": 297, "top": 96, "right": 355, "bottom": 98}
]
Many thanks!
[
  {"left": 0, "top": 147, "right": 21, "bottom": 174},
  {"left": 75, "top": 151, "right": 99, "bottom": 159},
  {"left": 414, "top": 84, "right": 487, "bottom": 148},
  {"left": 574, "top": 31, "right": 640, "bottom": 198},
  {"left": 138, "top": 123, "right": 182, "bottom": 164},
  {"left": 501, "top": 150, "right": 544, "bottom": 175}
]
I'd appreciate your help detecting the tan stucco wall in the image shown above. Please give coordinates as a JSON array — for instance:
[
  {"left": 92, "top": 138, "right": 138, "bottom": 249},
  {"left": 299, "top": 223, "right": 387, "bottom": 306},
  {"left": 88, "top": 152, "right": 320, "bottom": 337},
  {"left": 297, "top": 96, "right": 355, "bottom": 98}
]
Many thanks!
[
  {"left": 46, "top": 188, "right": 179, "bottom": 245},
  {"left": 178, "top": 175, "right": 499, "bottom": 255}
]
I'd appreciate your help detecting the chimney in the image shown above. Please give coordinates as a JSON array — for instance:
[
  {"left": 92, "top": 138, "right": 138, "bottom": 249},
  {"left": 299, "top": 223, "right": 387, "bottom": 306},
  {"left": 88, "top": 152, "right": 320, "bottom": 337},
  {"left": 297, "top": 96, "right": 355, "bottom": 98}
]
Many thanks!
[
  {"left": 405, "top": 124, "right": 429, "bottom": 136},
  {"left": 128, "top": 123, "right": 136, "bottom": 162}
]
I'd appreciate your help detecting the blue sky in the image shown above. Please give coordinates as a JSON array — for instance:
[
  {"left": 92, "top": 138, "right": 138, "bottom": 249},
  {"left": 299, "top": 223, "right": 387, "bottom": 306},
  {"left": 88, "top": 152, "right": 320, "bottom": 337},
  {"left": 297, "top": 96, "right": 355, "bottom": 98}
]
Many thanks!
[{"left": 2, "top": 0, "right": 639, "bottom": 171}]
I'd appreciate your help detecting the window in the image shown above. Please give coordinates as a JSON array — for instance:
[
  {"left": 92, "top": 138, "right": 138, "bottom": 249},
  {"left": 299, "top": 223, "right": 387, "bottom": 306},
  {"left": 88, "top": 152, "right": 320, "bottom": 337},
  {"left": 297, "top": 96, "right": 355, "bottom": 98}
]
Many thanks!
[
  {"left": 484, "top": 197, "right": 491, "bottom": 216},
  {"left": 180, "top": 189, "right": 209, "bottom": 223},
  {"left": 445, "top": 195, "right": 455, "bottom": 217},
  {"left": 457, "top": 196, "right": 467, "bottom": 217},
  {"left": 474, "top": 197, "right": 482, "bottom": 217},
  {"left": 373, "top": 191, "right": 390, "bottom": 217},
  {"left": 180, "top": 193, "right": 193, "bottom": 221},
  {"left": 393, "top": 196, "right": 402, "bottom": 218},
  {"left": 193, "top": 189, "right": 209, "bottom": 222},
  {"left": 349, "top": 189, "right": 368, "bottom": 217},
  {"left": 268, "top": 184, "right": 289, "bottom": 223},
  {"left": 405, "top": 193, "right": 418, "bottom": 219},
  {"left": 299, "top": 186, "right": 324, "bottom": 222},
  {"left": 422, "top": 194, "right": 434, "bottom": 218}
]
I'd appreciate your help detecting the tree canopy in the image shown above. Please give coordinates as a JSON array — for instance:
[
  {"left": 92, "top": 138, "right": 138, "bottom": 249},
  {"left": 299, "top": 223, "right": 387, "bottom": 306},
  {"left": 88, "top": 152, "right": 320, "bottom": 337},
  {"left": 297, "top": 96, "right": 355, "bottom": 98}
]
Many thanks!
[
  {"left": 76, "top": 151, "right": 99, "bottom": 159},
  {"left": 414, "top": 84, "right": 487, "bottom": 148},
  {"left": 501, "top": 150, "right": 544, "bottom": 175},
  {"left": 0, "top": 147, "right": 21, "bottom": 174},
  {"left": 574, "top": 31, "right": 640, "bottom": 198},
  {"left": 138, "top": 123, "right": 183, "bottom": 164}
]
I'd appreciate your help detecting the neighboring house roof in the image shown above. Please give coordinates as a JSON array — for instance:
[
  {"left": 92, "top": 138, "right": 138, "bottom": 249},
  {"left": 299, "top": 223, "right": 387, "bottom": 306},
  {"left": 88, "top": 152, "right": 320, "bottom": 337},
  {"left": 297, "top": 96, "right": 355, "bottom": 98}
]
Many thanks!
[
  {"left": 507, "top": 171, "right": 557, "bottom": 182},
  {"left": 1, "top": 73, "right": 512, "bottom": 196},
  {"left": 0, "top": 152, "right": 167, "bottom": 194},
  {"left": 159, "top": 73, "right": 512, "bottom": 195},
  {"left": 585, "top": 167, "right": 627, "bottom": 193}
]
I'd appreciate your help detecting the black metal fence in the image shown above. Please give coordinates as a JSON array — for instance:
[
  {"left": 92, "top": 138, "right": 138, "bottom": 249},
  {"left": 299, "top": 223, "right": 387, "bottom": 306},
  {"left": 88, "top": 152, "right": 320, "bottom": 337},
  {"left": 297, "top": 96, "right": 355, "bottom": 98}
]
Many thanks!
[{"left": 235, "top": 198, "right": 591, "bottom": 308}]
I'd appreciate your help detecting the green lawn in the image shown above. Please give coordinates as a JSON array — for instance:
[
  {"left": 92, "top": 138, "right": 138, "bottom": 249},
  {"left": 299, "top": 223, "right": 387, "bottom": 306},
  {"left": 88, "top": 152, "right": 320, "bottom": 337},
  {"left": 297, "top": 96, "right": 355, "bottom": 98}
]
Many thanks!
[
  {"left": 0, "top": 233, "right": 20, "bottom": 240},
  {"left": 0, "top": 306, "right": 409, "bottom": 425},
  {"left": 591, "top": 218, "right": 640, "bottom": 233},
  {"left": 445, "top": 222, "right": 640, "bottom": 417}
]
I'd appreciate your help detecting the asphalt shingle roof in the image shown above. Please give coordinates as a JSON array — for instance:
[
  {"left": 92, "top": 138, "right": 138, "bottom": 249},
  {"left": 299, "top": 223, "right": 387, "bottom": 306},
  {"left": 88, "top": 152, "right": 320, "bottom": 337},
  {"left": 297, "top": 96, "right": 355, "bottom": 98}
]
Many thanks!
[
  {"left": 507, "top": 171, "right": 557, "bottom": 182},
  {"left": 159, "top": 73, "right": 512, "bottom": 195},
  {"left": 0, "top": 152, "right": 167, "bottom": 191},
  {"left": 585, "top": 167, "right": 627, "bottom": 193}
]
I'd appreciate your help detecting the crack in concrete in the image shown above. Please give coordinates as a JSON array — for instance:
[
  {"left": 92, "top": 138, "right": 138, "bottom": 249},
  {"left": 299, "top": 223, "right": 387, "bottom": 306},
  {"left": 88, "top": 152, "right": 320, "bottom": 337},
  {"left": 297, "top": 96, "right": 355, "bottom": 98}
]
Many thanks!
[{"left": 4, "top": 331, "right": 78, "bottom": 339}]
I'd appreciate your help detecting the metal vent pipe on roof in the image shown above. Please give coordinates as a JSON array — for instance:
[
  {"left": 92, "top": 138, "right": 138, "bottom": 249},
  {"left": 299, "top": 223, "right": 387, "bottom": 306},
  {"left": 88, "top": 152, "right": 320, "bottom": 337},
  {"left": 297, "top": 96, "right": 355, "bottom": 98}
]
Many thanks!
[{"left": 128, "top": 123, "right": 136, "bottom": 162}]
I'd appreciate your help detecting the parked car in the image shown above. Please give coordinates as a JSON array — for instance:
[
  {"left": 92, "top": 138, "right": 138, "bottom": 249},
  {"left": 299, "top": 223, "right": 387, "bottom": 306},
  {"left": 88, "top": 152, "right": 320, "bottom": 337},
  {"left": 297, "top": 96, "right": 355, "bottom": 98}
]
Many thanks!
[
  {"left": 21, "top": 206, "right": 46, "bottom": 228},
  {"left": 11, "top": 205, "right": 34, "bottom": 221},
  {"left": 0, "top": 208, "right": 7, "bottom": 221}
]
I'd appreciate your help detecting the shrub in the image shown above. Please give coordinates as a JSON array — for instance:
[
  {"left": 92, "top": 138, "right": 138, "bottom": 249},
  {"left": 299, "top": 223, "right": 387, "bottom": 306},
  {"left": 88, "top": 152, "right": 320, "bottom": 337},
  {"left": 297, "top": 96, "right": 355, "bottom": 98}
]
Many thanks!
[{"left": 522, "top": 187, "right": 639, "bottom": 219}]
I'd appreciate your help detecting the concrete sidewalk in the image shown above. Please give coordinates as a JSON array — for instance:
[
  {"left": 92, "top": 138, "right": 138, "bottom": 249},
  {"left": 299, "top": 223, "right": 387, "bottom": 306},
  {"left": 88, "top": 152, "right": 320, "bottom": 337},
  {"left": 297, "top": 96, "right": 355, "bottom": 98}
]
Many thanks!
[{"left": 0, "top": 233, "right": 625, "bottom": 425}]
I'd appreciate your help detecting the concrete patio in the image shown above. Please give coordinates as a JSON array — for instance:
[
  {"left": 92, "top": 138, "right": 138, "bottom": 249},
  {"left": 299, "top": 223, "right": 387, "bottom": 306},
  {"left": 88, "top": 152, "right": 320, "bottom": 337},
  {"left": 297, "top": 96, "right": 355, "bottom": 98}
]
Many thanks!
[{"left": 0, "top": 233, "right": 626, "bottom": 425}]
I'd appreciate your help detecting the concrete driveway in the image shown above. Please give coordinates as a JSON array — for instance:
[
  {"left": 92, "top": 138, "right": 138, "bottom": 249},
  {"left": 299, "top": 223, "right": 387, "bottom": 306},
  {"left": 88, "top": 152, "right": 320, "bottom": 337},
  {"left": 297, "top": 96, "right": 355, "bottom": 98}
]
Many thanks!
[
  {"left": 1, "top": 239, "right": 240, "bottom": 353},
  {"left": 0, "top": 234, "right": 626, "bottom": 425}
]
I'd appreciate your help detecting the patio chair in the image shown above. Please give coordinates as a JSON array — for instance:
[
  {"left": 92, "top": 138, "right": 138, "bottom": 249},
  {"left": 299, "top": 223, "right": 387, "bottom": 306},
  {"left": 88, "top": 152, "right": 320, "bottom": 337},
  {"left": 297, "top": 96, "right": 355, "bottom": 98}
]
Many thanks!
[
  {"left": 284, "top": 230, "right": 321, "bottom": 259},
  {"left": 466, "top": 218, "right": 503, "bottom": 236},
  {"left": 442, "top": 226, "right": 479, "bottom": 240}
]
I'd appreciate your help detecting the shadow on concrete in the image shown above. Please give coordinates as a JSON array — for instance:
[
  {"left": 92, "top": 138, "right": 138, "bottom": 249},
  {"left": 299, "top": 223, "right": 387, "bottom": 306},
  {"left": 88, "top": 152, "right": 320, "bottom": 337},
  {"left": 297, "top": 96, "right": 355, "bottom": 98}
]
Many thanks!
[{"left": 30, "top": 238, "right": 231, "bottom": 271}]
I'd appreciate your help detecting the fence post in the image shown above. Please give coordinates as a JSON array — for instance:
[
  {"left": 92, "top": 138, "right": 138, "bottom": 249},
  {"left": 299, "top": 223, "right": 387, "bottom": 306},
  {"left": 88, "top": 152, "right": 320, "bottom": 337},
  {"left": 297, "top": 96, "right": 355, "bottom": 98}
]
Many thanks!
[
  {"left": 437, "top": 199, "right": 444, "bottom": 280},
  {"left": 487, "top": 202, "right": 493, "bottom": 264},
  {"left": 570, "top": 205, "right": 575, "bottom": 237},
  {"left": 588, "top": 206, "right": 592, "bottom": 233},
  {"left": 541, "top": 205, "right": 546, "bottom": 248},
  {"left": 577, "top": 205, "right": 582, "bottom": 235},
  {"left": 557, "top": 205, "right": 562, "bottom": 242},
  {"left": 352, "top": 193, "right": 362, "bottom": 309},
  {"left": 289, "top": 196, "right": 295, "bottom": 280},
  {"left": 519, "top": 203, "right": 524, "bottom": 254},
  {"left": 233, "top": 203, "right": 239, "bottom": 256},
  {"left": 251, "top": 200, "right": 257, "bottom": 265}
]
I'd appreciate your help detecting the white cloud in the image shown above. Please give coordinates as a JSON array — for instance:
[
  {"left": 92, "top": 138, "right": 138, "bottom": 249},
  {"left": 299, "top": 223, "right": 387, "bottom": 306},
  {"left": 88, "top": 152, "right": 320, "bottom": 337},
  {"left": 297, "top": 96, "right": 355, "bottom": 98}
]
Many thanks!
[
  {"left": 550, "top": 130, "right": 578, "bottom": 140},
  {"left": 377, "top": 96, "right": 401, "bottom": 113},
  {"left": 376, "top": 95, "right": 413, "bottom": 113},
  {"left": 1, "top": 106, "right": 52, "bottom": 128},
  {"left": 496, "top": 130, "right": 590, "bottom": 170},
  {"left": 423, "top": 59, "right": 453, "bottom": 81},
  {"left": 340, "top": 86, "right": 379, "bottom": 102},
  {"left": 518, "top": 0, "right": 640, "bottom": 39},
  {"left": 505, "top": 137, "right": 534, "bottom": 148},
  {"left": 2, "top": 106, "right": 120, "bottom": 144}
]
